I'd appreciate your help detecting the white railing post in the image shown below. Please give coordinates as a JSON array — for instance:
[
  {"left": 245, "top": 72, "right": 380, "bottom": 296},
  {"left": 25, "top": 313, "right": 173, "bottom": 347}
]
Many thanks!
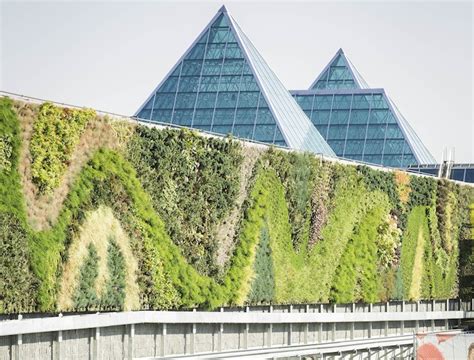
[{"left": 267, "top": 305, "right": 273, "bottom": 348}]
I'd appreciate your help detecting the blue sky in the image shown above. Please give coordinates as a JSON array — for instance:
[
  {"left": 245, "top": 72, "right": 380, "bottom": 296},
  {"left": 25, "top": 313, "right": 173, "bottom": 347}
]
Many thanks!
[{"left": 1, "top": 1, "right": 472, "bottom": 162}]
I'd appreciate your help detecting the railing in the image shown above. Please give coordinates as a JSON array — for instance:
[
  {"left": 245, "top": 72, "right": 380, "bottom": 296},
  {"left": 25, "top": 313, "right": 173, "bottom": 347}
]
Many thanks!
[{"left": 0, "top": 299, "right": 472, "bottom": 359}]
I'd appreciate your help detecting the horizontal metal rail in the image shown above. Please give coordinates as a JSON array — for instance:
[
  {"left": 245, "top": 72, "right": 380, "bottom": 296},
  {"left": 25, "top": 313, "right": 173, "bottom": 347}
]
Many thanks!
[{"left": 0, "top": 308, "right": 469, "bottom": 337}]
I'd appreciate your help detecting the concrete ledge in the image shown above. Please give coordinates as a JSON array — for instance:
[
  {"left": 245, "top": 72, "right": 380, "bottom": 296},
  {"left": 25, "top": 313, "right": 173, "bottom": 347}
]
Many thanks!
[{"left": 0, "top": 310, "right": 467, "bottom": 337}]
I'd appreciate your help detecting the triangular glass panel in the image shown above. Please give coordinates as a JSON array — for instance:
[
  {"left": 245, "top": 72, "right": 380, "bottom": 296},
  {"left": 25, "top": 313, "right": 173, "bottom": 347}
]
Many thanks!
[{"left": 310, "top": 50, "right": 363, "bottom": 90}]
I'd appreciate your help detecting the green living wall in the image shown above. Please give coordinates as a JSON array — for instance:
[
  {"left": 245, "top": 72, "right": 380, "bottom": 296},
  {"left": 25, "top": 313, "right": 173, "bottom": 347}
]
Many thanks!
[{"left": 0, "top": 97, "right": 472, "bottom": 314}]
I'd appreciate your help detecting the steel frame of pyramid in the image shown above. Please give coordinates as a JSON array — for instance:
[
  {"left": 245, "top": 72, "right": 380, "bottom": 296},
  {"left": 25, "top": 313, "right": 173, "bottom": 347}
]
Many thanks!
[{"left": 135, "top": 6, "right": 335, "bottom": 157}]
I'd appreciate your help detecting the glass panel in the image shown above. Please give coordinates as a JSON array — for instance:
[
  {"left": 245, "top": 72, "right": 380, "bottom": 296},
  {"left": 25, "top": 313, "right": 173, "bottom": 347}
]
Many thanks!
[
  {"left": 185, "top": 43, "right": 206, "bottom": 60},
  {"left": 349, "top": 110, "right": 369, "bottom": 124},
  {"left": 208, "top": 28, "right": 230, "bottom": 43},
  {"left": 151, "top": 109, "right": 172, "bottom": 122},
  {"left": 253, "top": 125, "right": 276, "bottom": 142},
  {"left": 178, "top": 77, "right": 200, "bottom": 92},
  {"left": 216, "top": 92, "right": 238, "bottom": 108},
  {"left": 154, "top": 93, "right": 176, "bottom": 109},
  {"left": 295, "top": 95, "right": 313, "bottom": 110},
  {"left": 141, "top": 97, "right": 153, "bottom": 111},
  {"left": 366, "top": 124, "right": 386, "bottom": 139},
  {"left": 138, "top": 109, "right": 151, "bottom": 119},
  {"left": 330, "top": 110, "right": 350, "bottom": 125},
  {"left": 160, "top": 77, "right": 179, "bottom": 92},
  {"left": 234, "top": 108, "right": 256, "bottom": 125},
  {"left": 172, "top": 109, "right": 193, "bottom": 126},
  {"left": 222, "top": 59, "right": 244, "bottom": 75},
  {"left": 346, "top": 125, "right": 367, "bottom": 139},
  {"left": 181, "top": 60, "right": 203, "bottom": 76},
  {"left": 256, "top": 108, "right": 274, "bottom": 125},
  {"left": 199, "top": 76, "right": 220, "bottom": 91},
  {"left": 240, "top": 75, "right": 259, "bottom": 91},
  {"left": 327, "top": 125, "right": 347, "bottom": 140},
  {"left": 384, "top": 140, "right": 405, "bottom": 155},
  {"left": 370, "top": 110, "right": 389, "bottom": 124},
  {"left": 311, "top": 110, "right": 330, "bottom": 125},
  {"left": 233, "top": 125, "right": 254, "bottom": 139},
  {"left": 195, "top": 92, "right": 217, "bottom": 109},
  {"left": 225, "top": 43, "right": 243, "bottom": 59},
  {"left": 385, "top": 124, "right": 403, "bottom": 138},
  {"left": 352, "top": 95, "right": 371, "bottom": 109},
  {"left": 464, "top": 169, "right": 474, "bottom": 183},
  {"left": 219, "top": 75, "right": 241, "bottom": 91},
  {"left": 345, "top": 140, "right": 365, "bottom": 155},
  {"left": 332, "top": 95, "right": 352, "bottom": 109},
  {"left": 364, "top": 139, "right": 384, "bottom": 154},
  {"left": 314, "top": 95, "right": 333, "bottom": 110},
  {"left": 213, "top": 109, "right": 235, "bottom": 125},
  {"left": 202, "top": 60, "right": 223, "bottom": 75},
  {"left": 212, "top": 125, "right": 233, "bottom": 134},
  {"left": 193, "top": 109, "right": 214, "bottom": 125},
  {"left": 206, "top": 43, "right": 226, "bottom": 59},
  {"left": 237, "top": 92, "right": 259, "bottom": 108},
  {"left": 327, "top": 140, "right": 345, "bottom": 154},
  {"left": 174, "top": 93, "right": 196, "bottom": 109}
]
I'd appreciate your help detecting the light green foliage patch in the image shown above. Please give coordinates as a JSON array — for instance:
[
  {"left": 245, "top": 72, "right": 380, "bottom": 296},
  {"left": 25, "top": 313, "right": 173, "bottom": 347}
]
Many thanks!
[{"left": 30, "top": 103, "right": 95, "bottom": 193}]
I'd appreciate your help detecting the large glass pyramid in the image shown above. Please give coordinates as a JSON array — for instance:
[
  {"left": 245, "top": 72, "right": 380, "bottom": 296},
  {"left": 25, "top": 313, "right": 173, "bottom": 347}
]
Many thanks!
[
  {"left": 292, "top": 50, "right": 436, "bottom": 168},
  {"left": 135, "top": 6, "right": 335, "bottom": 156},
  {"left": 310, "top": 49, "right": 369, "bottom": 90}
]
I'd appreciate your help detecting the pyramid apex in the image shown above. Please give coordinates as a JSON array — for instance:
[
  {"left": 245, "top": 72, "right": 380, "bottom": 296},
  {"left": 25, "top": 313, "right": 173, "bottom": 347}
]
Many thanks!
[
  {"left": 337, "top": 48, "right": 345, "bottom": 54},
  {"left": 218, "top": 5, "right": 228, "bottom": 13}
]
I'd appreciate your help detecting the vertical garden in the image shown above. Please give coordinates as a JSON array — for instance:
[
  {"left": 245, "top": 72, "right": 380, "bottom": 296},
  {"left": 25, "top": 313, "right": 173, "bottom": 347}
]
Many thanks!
[{"left": 0, "top": 96, "right": 472, "bottom": 314}]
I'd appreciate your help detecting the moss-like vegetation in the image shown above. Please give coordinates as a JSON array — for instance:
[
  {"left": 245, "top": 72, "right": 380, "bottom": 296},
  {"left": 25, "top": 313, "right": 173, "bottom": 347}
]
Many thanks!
[{"left": 0, "top": 96, "right": 472, "bottom": 313}]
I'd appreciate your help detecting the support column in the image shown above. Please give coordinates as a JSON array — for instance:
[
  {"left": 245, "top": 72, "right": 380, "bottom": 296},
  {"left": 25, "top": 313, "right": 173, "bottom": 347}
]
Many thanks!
[
  {"left": 13, "top": 314, "right": 22, "bottom": 360},
  {"left": 288, "top": 305, "right": 293, "bottom": 345},
  {"left": 267, "top": 305, "right": 273, "bottom": 348},
  {"left": 350, "top": 303, "right": 355, "bottom": 340},
  {"left": 190, "top": 309, "right": 196, "bottom": 355},
  {"left": 318, "top": 323, "right": 322, "bottom": 343},
  {"left": 368, "top": 303, "right": 373, "bottom": 339},
  {"left": 53, "top": 330, "right": 62, "bottom": 360},
  {"left": 304, "top": 304, "right": 309, "bottom": 344},
  {"left": 218, "top": 307, "right": 223, "bottom": 352},
  {"left": 160, "top": 324, "right": 166, "bottom": 357},
  {"left": 127, "top": 324, "right": 134, "bottom": 360},
  {"left": 243, "top": 306, "right": 249, "bottom": 349},
  {"left": 92, "top": 327, "right": 100, "bottom": 360}
]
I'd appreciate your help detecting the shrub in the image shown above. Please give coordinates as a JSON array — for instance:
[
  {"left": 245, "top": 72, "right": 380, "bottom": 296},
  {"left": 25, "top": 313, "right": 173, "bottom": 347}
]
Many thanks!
[
  {"left": 247, "top": 226, "right": 275, "bottom": 304},
  {"left": 101, "top": 238, "right": 126, "bottom": 309},
  {"left": 73, "top": 243, "right": 100, "bottom": 310},
  {"left": 0, "top": 212, "right": 38, "bottom": 313}
]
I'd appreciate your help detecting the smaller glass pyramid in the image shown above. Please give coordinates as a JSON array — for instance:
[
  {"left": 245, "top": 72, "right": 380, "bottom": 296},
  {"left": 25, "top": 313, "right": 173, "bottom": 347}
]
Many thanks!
[{"left": 292, "top": 49, "right": 436, "bottom": 167}]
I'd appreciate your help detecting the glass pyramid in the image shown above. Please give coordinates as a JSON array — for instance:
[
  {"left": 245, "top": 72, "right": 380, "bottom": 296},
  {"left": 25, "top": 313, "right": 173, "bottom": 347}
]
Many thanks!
[
  {"left": 292, "top": 50, "right": 436, "bottom": 168},
  {"left": 135, "top": 6, "right": 335, "bottom": 156},
  {"left": 310, "top": 49, "right": 369, "bottom": 90}
]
